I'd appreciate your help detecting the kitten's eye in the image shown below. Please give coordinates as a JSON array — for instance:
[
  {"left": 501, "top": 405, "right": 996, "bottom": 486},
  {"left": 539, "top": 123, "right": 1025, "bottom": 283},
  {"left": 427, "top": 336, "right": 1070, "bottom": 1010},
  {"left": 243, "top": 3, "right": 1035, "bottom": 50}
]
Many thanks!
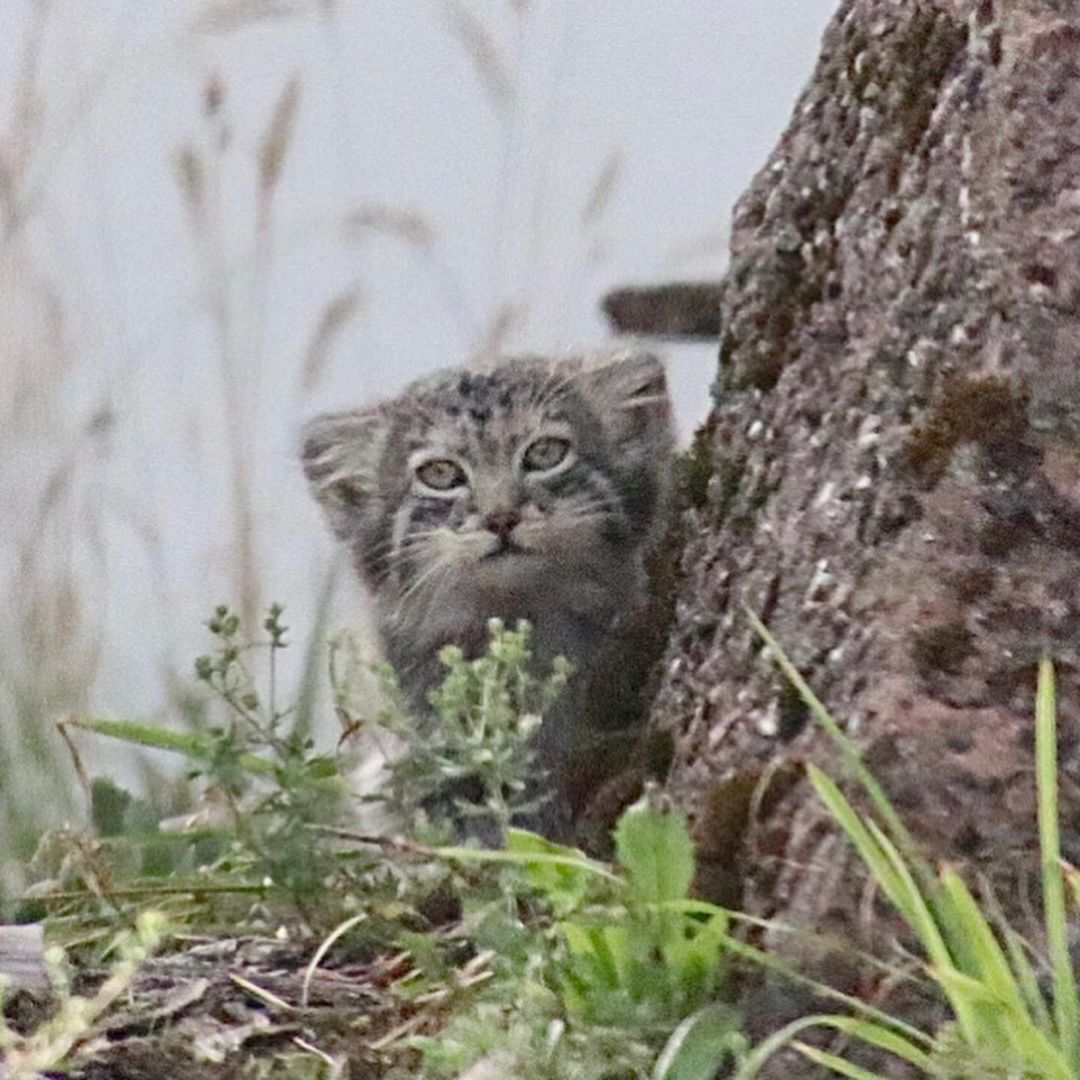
[
  {"left": 522, "top": 436, "right": 571, "bottom": 472},
  {"left": 416, "top": 459, "right": 467, "bottom": 492}
]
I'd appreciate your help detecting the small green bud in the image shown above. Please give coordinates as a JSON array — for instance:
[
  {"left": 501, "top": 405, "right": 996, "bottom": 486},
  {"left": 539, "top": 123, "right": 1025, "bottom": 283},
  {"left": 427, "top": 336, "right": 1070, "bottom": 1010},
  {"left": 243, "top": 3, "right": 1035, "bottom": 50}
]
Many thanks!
[{"left": 438, "top": 644, "right": 464, "bottom": 667}]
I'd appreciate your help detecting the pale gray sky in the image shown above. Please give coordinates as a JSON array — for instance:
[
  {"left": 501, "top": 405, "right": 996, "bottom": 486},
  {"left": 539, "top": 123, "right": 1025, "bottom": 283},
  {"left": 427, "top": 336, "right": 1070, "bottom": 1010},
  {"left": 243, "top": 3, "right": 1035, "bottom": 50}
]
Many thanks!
[{"left": 2, "top": 1, "right": 836, "bottom": 742}]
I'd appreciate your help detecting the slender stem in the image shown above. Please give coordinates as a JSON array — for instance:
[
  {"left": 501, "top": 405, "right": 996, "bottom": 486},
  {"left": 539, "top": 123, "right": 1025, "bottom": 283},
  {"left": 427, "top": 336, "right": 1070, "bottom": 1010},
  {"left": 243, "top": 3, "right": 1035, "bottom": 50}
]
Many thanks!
[
  {"left": 1036, "top": 659, "right": 1079, "bottom": 1060},
  {"left": 269, "top": 636, "right": 278, "bottom": 732}
]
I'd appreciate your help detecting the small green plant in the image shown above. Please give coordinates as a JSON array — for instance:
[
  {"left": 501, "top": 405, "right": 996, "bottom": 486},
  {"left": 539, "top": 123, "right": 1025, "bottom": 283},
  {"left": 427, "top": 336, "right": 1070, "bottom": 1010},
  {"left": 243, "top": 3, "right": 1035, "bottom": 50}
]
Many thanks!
[
  {"left": 738, "top": 613, "right": 1080, "bottom": 1079},
  {"left": 552, "top": 794, "right": 731, "bottom": 1031},
  {"left": 408, "top": 792, "right": 745, "bottom": 1079},
  {"left": 0, "top": 911, "right": 166, "bottom": 1078},
  {"left": 34, "top": 606, "right": 748, "bottom": 1078},
  {"left": 38, "top": 609, "right": 583, "bottom": 943},
  {"left": 61, "top": 604, "right": 353, "bottom": 913},
  {"left": 375, "top": 618, "right": 572, "bottom": 840},
  {"left": 191, "top": 603, "right": 355, "bottom": 897}
]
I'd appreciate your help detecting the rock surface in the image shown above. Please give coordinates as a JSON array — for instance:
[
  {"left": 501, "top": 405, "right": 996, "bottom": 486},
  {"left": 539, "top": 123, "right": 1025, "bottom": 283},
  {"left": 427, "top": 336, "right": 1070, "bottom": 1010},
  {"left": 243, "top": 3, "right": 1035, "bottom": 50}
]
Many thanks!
[{"left": 653, "top": 0, "right": 1080, "bottom": 957}]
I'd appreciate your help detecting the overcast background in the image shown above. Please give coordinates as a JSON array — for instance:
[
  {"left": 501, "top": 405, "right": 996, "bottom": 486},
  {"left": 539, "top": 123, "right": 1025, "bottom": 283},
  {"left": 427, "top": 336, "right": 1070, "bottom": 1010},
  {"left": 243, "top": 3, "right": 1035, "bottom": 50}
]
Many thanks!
[{"left": 0, "top": 1, "right": 836, "bottom": 800}]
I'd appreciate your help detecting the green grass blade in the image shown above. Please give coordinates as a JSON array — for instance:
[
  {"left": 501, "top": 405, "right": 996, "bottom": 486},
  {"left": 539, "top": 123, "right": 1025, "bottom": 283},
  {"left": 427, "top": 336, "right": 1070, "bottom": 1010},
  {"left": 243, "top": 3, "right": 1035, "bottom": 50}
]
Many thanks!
[
  {"left": 718, "top": 935, "right": 933, "bottom": 1048},
  {"left": 810, "top": 767, "right": 984, "bottom": 1043},
  {"left": 62, "top": 716, "right": 275, "bottom": 776},
  {"left": 807, "top": 767, "right": 921, "bottom": 929},
  {"left": 652, "top": 1003, "right": 743, "bottom": 1080},
  {"left": 798, "top": 1018, "right": 934, "bottom": 1070},
  {"left": 432, "top": 842, "right": 622, "bottom": 884},
  {"left": 291, "top": 561, "right": 338, "bottom": 741},
  {"left": 793, "top": 1043, "right": 891, "bottom": 1079},
  {"left": 747, "top": 611, "right": 931, "bottom": 885},
  {"left": 863, "top": 819, "right": 951, "bottom": 965},
  {"left": 1001, "top": 922, "right": 1053, "bottom": 1034},
  {"left": 928, "top": 967, "right": 1072, "bottom": 1079},
  {"left": 938, "top": 868, "right": 1030, "bottom": 1019},
  {"left": 973, "top": 878, "right": 1051, "bottom": 1031},
  {"left": 1036, "top": 659, "right": 1080, "bottom": 1062},
  {"left": 860, "top": 820, "right": 986, "bottom": 1045},
  {"left": 735, "top": 1015, "right": 933, "bottom": 1079},
  {"left": 929, "top": 965, "right": 1000, "bottom": 1001}
]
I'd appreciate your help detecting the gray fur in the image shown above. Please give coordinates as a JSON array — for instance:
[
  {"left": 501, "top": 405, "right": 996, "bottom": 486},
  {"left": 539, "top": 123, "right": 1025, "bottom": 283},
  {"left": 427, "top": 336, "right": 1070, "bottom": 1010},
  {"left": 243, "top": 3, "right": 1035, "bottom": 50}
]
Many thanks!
[{"left": 301, "top": 349, "right": 674, "bottom": 835}]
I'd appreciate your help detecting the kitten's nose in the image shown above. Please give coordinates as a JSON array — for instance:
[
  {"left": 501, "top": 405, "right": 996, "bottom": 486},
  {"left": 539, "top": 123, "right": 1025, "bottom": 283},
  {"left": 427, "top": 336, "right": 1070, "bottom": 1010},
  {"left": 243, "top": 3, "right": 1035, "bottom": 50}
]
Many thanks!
[{"left": 484, "top": 509, "right": 521, "bottom": 539}]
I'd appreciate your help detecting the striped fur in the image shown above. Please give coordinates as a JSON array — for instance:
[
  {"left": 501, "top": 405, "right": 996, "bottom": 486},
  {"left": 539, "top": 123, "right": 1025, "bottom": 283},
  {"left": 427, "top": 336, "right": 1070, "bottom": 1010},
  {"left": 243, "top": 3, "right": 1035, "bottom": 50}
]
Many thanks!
[{"left": 301, "top": 349, "right": 674, "bottom": 835}]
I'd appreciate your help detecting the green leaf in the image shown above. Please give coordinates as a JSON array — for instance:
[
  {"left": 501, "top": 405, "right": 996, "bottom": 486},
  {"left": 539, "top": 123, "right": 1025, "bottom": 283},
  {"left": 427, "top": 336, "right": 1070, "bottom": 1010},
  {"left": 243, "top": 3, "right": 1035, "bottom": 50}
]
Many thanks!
[
  {"left": 615, "top": 795, "right": 695, "bottom": 905},
  {"left": 432, "top": 839, "right": 620, "bottom": 884},
  {"left": 89, "top": 778, "right": 134, "bottom": 837},
  {"left": 64, "top": 716, "right": 275, "bottom": 777},
  {"left": 505, "top": 829, "right": 597, "bottom": 913},
  {"left": 653, "top": 1003, "right": 744, "bottom": 1080}
]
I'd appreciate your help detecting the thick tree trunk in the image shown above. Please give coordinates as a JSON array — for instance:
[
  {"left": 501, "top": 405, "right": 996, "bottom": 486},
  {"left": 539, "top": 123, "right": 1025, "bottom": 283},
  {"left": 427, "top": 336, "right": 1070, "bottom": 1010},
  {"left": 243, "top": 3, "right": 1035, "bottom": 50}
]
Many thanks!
[{"left": 654, "top": 0, "right": 1080, "bottom": 959}]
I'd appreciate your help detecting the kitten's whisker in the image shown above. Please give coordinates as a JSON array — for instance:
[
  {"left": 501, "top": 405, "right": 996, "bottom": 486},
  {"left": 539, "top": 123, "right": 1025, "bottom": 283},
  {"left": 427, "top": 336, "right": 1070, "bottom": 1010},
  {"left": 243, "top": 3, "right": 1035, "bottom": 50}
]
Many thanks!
[
  {"left": 366, "top": 529, "right": 444, "bottom": 572},
  {"left": 395, "top": 555, "right": 454, "bottom": 613},
  {"left": 556, "top": 496, "right": 617, "bottom": 521}
]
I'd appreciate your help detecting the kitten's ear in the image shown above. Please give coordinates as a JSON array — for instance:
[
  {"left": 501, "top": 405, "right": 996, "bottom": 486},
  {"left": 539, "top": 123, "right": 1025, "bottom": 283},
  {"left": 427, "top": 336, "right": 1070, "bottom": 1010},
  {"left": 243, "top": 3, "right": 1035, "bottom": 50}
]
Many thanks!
[
  {"left": 575, "top": 350, "right": 672, "bottom": 442},
  {"left": 300, "top": 407, "right": 389, "bottom": 541}
]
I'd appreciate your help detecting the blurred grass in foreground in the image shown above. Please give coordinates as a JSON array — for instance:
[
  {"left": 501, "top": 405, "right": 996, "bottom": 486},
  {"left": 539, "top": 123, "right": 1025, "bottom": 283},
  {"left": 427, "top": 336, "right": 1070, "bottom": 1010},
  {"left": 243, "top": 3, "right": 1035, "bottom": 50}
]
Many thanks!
[{"left": 0, "top": 0, "right": 630, "bottom": 885}]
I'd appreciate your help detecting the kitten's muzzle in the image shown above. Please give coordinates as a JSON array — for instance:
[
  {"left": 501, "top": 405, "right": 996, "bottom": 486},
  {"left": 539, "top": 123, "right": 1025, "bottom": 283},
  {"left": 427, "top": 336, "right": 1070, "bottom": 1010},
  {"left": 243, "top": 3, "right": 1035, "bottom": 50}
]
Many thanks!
[
  {"left": 484, "top": 509, "right": 521, "bottom": 539},
  {"left": 483, "top": 509, "right": 527, "bottom": 557}
]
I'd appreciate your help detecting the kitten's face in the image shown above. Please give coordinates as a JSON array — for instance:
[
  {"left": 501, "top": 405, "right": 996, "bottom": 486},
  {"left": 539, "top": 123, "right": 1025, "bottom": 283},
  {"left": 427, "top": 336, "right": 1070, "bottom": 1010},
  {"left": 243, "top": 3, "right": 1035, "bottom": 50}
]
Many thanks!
[{"left": 302, "top": 352, "right": 672, "bottom": 610}]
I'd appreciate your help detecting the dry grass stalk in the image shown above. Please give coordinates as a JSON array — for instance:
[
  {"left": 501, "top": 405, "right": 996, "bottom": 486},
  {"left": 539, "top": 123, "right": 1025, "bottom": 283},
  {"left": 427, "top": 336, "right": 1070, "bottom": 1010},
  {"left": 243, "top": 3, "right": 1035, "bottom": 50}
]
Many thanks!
[
  {"left": 470, "top": 301, "right": 521, "bottom": 371},
  {"left": 299, "top": 289, "right": 364, "bottom": 394},
  {"left": 172, "top": 72, "right": 265, "bottom": 630},
  {"left": 238, "top": 74, "right": 302, "bottom": 625},
  {"left": 342, "top": 204, "right": 436, "bottom": 249},
  {"left": 0, "top": 3, "right": 47, "bottom": 238},
  {"left": 173, "top": 143, "right": 206, "bottom": 222},
  {"left": 438, "top": 0, "right": 515, "bottom": 114},
  {"left": 581, "top": 149, "right": 623, "bottom": 228},
  {"left": 259, "top": 75, "right": 301, "bottom": 193},
  {"left": 203, "top": 73, "right": 226, "bottom": 118},
  {"left": 192, "top": 0, "right": 304, "bottom": 35},
  {"left": 0, "top": 7, "right": 105, "bottom": 871}
]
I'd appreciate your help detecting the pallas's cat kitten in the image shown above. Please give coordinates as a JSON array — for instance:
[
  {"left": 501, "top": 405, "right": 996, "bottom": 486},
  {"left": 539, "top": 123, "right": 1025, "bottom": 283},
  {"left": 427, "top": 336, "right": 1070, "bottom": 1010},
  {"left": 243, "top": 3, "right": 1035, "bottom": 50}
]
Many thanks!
[{"left": 301, "top": 350, "right": 674, "bottom": 837}]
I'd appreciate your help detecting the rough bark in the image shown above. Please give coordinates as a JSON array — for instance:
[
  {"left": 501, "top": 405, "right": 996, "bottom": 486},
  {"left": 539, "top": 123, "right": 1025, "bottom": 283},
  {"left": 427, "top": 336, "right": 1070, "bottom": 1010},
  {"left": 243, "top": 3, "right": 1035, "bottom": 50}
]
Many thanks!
[{"left": 654, "top": 0, "right": 1080, "bottom": 961}]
